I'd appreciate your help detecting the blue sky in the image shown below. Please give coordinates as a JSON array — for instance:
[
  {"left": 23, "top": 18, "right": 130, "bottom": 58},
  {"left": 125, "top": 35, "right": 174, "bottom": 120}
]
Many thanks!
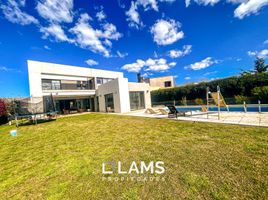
[{"left": 0, "top": 0, "right": 268, "bottom": 97}]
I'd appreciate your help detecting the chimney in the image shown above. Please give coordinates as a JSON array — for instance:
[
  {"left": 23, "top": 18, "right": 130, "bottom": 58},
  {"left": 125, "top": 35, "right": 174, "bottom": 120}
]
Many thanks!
[{"left": 137, "top": 73, "right": 143, "bottom": 83}]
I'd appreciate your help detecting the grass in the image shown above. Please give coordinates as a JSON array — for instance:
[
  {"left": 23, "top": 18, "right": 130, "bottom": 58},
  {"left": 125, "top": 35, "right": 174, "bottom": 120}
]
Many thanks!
[{"left": 0, "top": 113, "right": 267, "bottom": 199}]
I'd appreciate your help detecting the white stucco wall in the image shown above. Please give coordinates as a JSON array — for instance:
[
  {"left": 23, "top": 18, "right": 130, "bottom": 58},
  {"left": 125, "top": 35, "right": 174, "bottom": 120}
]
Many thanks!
[
  {"left": 96, "top": 78, "right": 130, "bottom": 113},
  {"left": 27, "top": 60, "right": 152, "bottom": 113},
  {"left": 128, "top": 82, "right": 152, "bottom": 109},
  {"left": 27, "top": 60, "right": 124, "bottom": 98}
]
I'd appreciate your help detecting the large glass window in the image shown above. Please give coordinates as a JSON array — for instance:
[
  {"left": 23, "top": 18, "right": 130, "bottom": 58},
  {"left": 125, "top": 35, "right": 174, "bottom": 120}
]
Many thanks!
[
  {"left": 42, "top": 79, "right": 94, "bottom": 90},
  {"left": 51, "top": 80, "right": 61, "bottom": 90},
  {"left": 104, "top": 93, "right": 114, "bottom": 112},
  {"left": 42, "top": 79, "right": 61, "bottom": 90},
  {"left": 42, "top": 80, "right": 52, "bottom": 90},
  {"left": 129, "top": 91, "right": 145, "bottom": 110},
  {"left": 96, "top": 78, "right": 113, "bottom": 86},
  {"left": 77, "top": 81, "right": 88, "bottom": 90}
]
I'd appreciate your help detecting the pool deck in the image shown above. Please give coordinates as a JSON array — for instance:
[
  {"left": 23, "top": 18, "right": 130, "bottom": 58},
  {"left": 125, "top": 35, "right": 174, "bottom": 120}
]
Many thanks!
[{"left": 121, "top": 110, "right": 268, "bottom": 127}]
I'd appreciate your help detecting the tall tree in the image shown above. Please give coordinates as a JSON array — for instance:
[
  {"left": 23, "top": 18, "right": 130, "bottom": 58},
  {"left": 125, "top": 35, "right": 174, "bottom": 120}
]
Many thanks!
[{"left": 254, "top": 57, "right": 268, "bottom": 73}]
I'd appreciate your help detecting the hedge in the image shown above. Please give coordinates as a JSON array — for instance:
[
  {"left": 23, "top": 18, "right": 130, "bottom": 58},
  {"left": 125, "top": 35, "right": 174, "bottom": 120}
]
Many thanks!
[{"left": 151, "top": 72, "right": 268, "bottom": 103}]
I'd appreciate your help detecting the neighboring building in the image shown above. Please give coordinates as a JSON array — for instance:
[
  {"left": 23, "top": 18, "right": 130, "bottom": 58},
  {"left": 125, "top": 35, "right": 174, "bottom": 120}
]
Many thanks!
[
  {"left": 28, "top": 60, "right": 151, "bottom": 114},
  {"left": 143, "top": 75, "right": 175, "bottom": 90}
]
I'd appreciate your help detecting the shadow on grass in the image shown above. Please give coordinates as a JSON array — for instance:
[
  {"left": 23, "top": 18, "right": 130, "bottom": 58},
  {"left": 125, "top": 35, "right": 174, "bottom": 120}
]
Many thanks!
[{"left": 17, "top": 118, "right": 56, "bottom": 127}]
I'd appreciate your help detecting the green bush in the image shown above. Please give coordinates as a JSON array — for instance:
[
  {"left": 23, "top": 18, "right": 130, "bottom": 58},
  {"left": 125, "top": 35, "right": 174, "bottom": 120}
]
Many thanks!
[
  {"left": 194, "top": 98, "right": 204, "bottom": 105},
  {"left": 234, "top": 95, "right": 248, "bottom": 104},
  {"left": 252, "top": 86, "right": 268, "bottom": 101}
]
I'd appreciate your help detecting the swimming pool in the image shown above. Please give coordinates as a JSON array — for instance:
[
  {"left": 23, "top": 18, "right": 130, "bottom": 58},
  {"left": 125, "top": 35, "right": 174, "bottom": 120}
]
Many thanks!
[{"left": 176, "top": 105, "right": 268, "bottom": 112}]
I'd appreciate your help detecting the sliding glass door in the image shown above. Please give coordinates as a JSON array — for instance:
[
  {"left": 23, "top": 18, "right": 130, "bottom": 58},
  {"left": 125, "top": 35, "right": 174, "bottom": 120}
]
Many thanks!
[{"left": 129, "top": 91, "right": 145, "bottom": 110}]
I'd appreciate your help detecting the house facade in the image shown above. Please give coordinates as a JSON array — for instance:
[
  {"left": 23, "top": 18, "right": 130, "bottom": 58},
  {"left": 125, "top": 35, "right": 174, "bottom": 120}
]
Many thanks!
[
  {"left": 28, "top": 60, "right": 151, "bottom": 114},
  {"left": 142, "top": 75, "right": 175, "bottom": 91}
]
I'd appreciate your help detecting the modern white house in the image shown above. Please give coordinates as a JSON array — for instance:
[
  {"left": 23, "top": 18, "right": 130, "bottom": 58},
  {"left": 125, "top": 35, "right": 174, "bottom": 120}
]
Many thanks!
[{"left": 27, "top": 60, "right": 151, "bottom": 114}]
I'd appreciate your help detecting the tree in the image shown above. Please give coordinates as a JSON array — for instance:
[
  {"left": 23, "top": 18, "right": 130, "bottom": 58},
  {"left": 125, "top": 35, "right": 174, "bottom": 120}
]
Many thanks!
[
  {"left": 252, "top": 86, "right": 268, "bottom": 101},
  {"left": 0, "top": 99, "right": 8, "bottom": 124},
  {"left": 254, "top": 57, "right": 268, "bottom": 73}
]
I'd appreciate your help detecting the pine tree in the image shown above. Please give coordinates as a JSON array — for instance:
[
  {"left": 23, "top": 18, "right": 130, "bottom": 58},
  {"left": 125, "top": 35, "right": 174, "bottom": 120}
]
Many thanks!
[{"left": 254, "top": 57, "right": 268, "bottom": 73}]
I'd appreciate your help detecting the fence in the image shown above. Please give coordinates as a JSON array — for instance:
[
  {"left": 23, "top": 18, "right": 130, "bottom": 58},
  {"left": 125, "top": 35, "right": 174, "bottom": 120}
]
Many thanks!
[{"left": 152, "top": 97, "right": 266, "bottom": 107}]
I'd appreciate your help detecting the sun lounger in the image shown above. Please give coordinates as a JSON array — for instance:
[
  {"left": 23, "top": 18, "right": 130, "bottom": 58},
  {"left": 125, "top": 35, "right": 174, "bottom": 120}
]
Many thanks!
[
  {"left": 201, "top": 107, "right": 208, "bottom": 112},
  {"left": 166, "top": 105, "right": 178, "bottom": 118},
  {"left": 145, "top": 108, "right": 159, "bottom": 114},
  {"left": 158, "top": 108, "right": 169, "bottom": 115},
  {"left": 166, "top": 105, "right": 192, "bottom": 118}
]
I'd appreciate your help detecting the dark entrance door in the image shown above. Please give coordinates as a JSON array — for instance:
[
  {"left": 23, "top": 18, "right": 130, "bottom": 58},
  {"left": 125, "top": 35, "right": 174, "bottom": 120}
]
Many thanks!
[{"left": 104, "top": 93, "right": 114, "bottom": 112}]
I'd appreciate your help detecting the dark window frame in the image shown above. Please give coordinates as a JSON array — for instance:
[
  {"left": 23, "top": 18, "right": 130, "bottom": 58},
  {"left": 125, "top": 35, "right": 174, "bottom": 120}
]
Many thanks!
[{"left": 164, "top": 81, "right": 172, "bottom": 87}]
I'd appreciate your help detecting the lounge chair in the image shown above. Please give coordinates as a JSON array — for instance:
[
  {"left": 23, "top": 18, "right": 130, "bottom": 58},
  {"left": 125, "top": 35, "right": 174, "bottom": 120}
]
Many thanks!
[
  {"left": 158, "top": 108, "right": 169, "bottom": 115},
  {"left": 166, "top": 105, "right": 178, "bottom": 118},
  {"left": 201, "top": 107, "right": 208, "bottom": 112},
  {"left": 145, "top": 108, "right": 159, "bottom": 114},
  {"left": 166, "top": 105, "right": 192, "bottom": 118}
]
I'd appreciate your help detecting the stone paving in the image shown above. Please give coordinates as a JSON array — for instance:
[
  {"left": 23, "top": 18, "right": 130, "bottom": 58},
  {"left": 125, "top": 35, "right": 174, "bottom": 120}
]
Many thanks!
[{"left": 123, "top": 110, "right": 268, "bottom": 127}]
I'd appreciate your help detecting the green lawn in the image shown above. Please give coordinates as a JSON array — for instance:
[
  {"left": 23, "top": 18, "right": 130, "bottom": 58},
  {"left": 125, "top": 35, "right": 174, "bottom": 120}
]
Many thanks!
[{"left": 0, "top": 113, "right": 267, "bottom": 199}]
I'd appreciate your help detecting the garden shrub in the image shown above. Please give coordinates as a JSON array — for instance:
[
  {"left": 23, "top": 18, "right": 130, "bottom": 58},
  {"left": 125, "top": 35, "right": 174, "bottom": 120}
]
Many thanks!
[
  {"left": 194, "top": 98, "right": 204, "bottom": 105},
  {"left": 234, "top": 95, "right": 248, "bottom": 104},
  {"left": 0, "top": 99, "right": 8, "bottom": 125}
]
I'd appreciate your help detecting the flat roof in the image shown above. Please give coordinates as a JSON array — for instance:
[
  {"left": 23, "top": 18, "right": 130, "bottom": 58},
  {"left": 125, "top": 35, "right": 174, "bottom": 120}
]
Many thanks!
[
  {"left": 146, "top": 75, "right": 174, "bottom": 79},
  {"left": 27, "top": 60, "right": 122, "bottom": 74}
]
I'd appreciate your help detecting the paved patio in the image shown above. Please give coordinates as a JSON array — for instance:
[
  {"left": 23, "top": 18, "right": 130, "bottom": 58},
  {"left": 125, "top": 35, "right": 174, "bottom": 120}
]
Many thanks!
[{"left": 122, "top": 110, "right": 268, "bottom": 127}]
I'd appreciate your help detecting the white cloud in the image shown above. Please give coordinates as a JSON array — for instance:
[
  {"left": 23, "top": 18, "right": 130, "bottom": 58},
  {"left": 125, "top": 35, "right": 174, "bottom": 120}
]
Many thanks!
[
  {"left": 186, "top": 0, "right": 268, "bottom": 19},
  {"left": 122, "top": 59, "right": 145, "bottom": 72},
  {"left": 70, "top": 13, "right": 122, "bottom": 57},
  {"left": 85, "top": 59, "right": 99, "bottom": 66},
  {"left": 97, "top": 23, "right": 122, "bottom": 40},
  {"left": 169, "top": 62, "right": 177, "bottom": 66},
  {"left": 150, "top": 19, "right": 184, "bottom": 45},
  {"left": 1, "top": 0, "right": 38, "bottom": 25},
  {"left": 169, "top": 45, "right": 192, "bottom": 58},
  {"left": 248, "top": 50, "right": 257, "bottom": 56},
  {"left": 44, "top": 45, "right": 51, "bottom": 50},
  {"left": 142, "top": 72, "right": 153, "bottom": 78},
  {"left": 137, "top": 0, "right": 158, "bottom": 11},
  {"left": 122, "top": 58, "right": 175, "bottom": 72},
  {"left": 0, "top": 66, "right": 21, "bottom": 73},
  {"left": 36, "top": 0, "right": 73, "bottom": 23},
  {"left": 204, "top": 70, "right": 218, "bottom": 76},
  {"left": 264, "top": 40, "right": 268, "bottom": 45},
  {"left": 185, "top": 0, "right": 191, "bottom": 7},
  {"left": 234, "top": 0, "right": 268, "bottom": 19},
  {"left": 40, "top": 24, "right": 74, "bottom": 43},
  {"left": 96, "top": 10, "right": 106, "bottom": 21},
  {"left": 126, "top": 0, "right": 175, "bottom": 29},
  {"left": 185, "top": 57, "right": 218, "bottom": 70},
  {"left": 248, "top": 49, "right": 268, "bottom": 58},
  {"left": 227, "top": 0, "right": 247, "bottom": 4},
  {"left": 185, "top": 76, "right": 191, "bottom": 80},
  {"left": 153, "top": 51, "right": 158, "bottom": 58},
  {"left": 0, "top": 66, "right": 10, "bottom": 72},
  {"left": 126, "top": 1, "right": 143, "bottom": 29},
  {"left": 117, "top": 51, "right": 128, "bottom": 58},
  {"left": 160, "top": 0, "right": 176, "bottom": 2},
  {"left": 185, "top": 0, "right": 220, "bottom": 7}
]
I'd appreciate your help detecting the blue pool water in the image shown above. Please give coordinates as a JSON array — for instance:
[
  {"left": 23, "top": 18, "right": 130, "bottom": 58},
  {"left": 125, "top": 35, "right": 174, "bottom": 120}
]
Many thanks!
[{"left": 176, "top": 105, "right": 268, "bottom": 112}]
